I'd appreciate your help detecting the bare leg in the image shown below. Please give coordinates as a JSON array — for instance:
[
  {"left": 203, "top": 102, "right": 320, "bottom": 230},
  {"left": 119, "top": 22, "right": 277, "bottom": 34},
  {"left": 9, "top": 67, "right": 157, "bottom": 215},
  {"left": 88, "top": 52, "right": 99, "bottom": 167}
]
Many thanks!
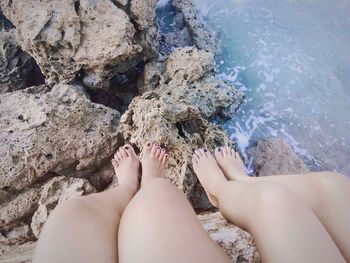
[
  {"left": 33, "top": 144, "right": 140, "bottom": 263},
  {"left": 118, "top": 142, "right": 231, "bottom": 263},
  {"left": 193, "top": 148, "right": 346, "bottom": 263},
  {"left": 215, "top": 146, "right": 350, "bottom": 261}
]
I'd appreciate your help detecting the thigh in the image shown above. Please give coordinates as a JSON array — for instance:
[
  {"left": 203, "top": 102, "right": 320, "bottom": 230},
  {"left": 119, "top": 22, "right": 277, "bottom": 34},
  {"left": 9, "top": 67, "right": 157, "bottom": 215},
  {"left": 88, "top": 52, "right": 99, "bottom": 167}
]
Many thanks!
[{"left": 118, "top": 178, "right": 231, "bottom": 263}]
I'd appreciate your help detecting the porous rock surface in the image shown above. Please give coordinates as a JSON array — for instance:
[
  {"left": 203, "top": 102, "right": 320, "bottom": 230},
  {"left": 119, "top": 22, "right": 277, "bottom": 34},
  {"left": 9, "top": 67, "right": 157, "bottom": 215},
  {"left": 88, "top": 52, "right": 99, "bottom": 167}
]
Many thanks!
[
  {"left": 119, "top": 47, "right": 244, "bottom": 209},
  {"left": 0, "top": 28, "right": 44, "bottom": 93},
  {"left": 0, "top": 0, "right": 158, "bottom": 88},
  {"left": 199, "top": 212, "right": 260, "bottom": 263},
  {"left": 251, "top": 138, "right": 310, "bottom": 176},
  {"left": 0, "top": 84, "right": 120, "bottom": 191},
  {"left": 173, "top": 0, "right": 216, "bottom": 51}
]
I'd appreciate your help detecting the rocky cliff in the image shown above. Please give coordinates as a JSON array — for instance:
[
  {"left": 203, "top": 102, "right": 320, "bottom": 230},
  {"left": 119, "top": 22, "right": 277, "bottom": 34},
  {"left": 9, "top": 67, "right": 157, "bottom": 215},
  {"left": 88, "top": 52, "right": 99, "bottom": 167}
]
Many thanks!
[{"left": 0, "top": 0, "right": 310, "bottom": 262}]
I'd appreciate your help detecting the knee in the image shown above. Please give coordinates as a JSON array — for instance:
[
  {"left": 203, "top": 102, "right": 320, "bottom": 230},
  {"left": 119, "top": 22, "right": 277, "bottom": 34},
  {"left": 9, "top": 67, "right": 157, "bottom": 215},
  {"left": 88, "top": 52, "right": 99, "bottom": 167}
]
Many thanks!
[
  {"left": 251, "top": 182, "right": 302, "bottom": 218},
  {"left": 316, "top": 172, "right": 350, "bottom": 197},
  {"left": 49, "top": 197, "right": 95, "bottom": 223}
]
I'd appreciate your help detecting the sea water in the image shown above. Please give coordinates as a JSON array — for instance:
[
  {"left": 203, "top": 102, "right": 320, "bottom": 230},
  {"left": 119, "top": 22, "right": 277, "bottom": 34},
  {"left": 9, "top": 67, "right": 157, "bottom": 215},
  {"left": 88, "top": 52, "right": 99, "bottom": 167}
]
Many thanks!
[{"left": 158, "top": 0, "right": 350, "bottom": 175}]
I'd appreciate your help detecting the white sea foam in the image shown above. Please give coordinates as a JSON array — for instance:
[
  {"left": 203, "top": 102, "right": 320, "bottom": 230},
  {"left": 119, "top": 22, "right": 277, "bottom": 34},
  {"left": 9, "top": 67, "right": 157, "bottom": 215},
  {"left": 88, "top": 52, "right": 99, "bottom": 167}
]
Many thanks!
[{"left": 195, "top": 0, "right": 350, "bottom": 175}]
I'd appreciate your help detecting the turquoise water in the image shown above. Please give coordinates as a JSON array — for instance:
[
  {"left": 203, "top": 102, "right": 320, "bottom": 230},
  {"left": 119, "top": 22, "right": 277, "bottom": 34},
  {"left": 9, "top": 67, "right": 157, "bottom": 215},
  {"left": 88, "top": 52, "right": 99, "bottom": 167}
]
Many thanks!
[{"left": 192, "top": 0, "right": 350, "bottom": 175}]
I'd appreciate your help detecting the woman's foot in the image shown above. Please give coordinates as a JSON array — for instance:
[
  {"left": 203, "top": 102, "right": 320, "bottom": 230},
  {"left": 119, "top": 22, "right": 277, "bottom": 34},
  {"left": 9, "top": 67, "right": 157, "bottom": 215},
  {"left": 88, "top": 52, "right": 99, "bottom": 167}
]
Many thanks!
[
  {"left": 214, "top": 146, "right": 248, "bottom": 181},
  {"left": 111, "top": 144, "right": 140, "bottom": 196},
  {"left": 192, "top": 149, "right": 227, "bottom": 208},
  {"left": 140, "top": 142, "right": 168, "bottom": 187}
]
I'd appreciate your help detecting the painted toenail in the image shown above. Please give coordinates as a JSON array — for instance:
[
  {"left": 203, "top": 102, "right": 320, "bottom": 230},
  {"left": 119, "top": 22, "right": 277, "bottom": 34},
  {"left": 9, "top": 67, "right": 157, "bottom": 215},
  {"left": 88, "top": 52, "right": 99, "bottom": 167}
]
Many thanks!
[
  {"left": 147, "top": 142, "right": 151, "bottom": 146},
  {"left": 204, "top": 148, "right": 208, "bottom": 152},
  {"left": 124, "top": 146, "right": 129, "bottom": 150},
  {"left": 161, "top": 148, "right": 165, "bottom": 151},
  {"left": 217, "top": 147, "right": 221, "bottom": 152}
]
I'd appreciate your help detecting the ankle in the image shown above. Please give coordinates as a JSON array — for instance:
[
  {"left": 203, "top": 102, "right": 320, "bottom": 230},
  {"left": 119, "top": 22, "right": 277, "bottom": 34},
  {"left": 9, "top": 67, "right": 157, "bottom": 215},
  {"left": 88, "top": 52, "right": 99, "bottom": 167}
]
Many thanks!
[
  {"left": 118, "top": 184, "right": 138, "bottom": 200},
  {"left": 209, "top": 178, "right": 226, "bottom": 201}
]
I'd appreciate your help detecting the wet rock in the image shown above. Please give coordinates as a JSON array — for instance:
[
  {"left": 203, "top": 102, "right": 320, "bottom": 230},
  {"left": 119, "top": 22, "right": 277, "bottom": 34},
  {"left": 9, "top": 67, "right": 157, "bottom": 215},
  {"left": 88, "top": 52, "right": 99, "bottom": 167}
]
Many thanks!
[
  {"left": 251, "top": 138, "right": 310, "bottom": 177},
  {"left": 118, "top": 47, "right": 243, "bottom": 209},
  {"left": 173, "top": 0, "right": 216, "bottom": 51},
  {"left": 0, "top": 29, "right": 45, "bottom": 93},
  {"left": 0, "top": 0, "right": 158, "bottom": 88},
  {"left": 0, "top": 84, "right": 120, "bottom": 191},
  {"left": 199, "top": 212, "right": 260, "bottom": 263}
]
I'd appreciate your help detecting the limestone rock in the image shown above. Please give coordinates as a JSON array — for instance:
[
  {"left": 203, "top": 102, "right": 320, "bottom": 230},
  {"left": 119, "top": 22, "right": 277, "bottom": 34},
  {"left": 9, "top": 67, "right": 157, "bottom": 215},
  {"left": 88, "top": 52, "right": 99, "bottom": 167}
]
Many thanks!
[
  {"left": 144, "top": 47, "right": 244, "bottom": 119},
  {"left": 0, "top": 84, "right": 120, "bottom": 191},
  {"left": 0, "top": 0, "right": 158, "bottom": 87},
  {"left": 118, "top": 47, "right": 243, "bottom": 209},
  {"left": 251, "top": 138, "right": 310, "bottom": 177},
  {"left": 0, "top": 29, "right": 45, "bottom": 93},
  {"left": 0, "top": 185, "right": 41, "bottom": 228},
  {"left": 173, "top": 0, "right": 216, "bottom": 51},
  {"left": 199, "top": 212, "right": 260, "bottom": 263}
]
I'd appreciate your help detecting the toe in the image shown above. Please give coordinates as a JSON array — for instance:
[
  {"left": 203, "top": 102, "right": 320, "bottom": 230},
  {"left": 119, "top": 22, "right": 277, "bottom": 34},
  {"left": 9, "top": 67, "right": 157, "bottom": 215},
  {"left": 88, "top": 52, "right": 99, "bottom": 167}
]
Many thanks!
[
  {"left": 111, "top": 159, "right": 118, "bottom": 170},
  {"left": 199, "top": 148, "right": 207, "bottom": 157},
  {"left": 120, "top": 148, "right": 128, "bottom": 158},
  {"left": 215, "top": 147, "right": 223, "bottom": 159},
  {"left": 151, "top": 143, "right": 158, "bottom": 156},
  {"left": 224, "top": 147, "right": 230, "bottom": 156},
  {"left": 195, "top": 149, "right": 203, "bottom": 158},
  {"left": 154, "top": 145, "right": 162, "bottom": 158},
  {"left": 114, "top": 154, "right": 121, "bottom": 165},
  {"left": 159, "top": 148, "right": 166, "bottom": 159},
  {"left": 192, "top": 156, "right": 198, "bottom": 166},
  {"left": 117, "top": 149, "right": 125, "bottom": 160},
  {"left": 192, "top": 153, "right": 199, "bottom": 164},
  {"left": 143, "top": 141, "right": 152, "bottom": 153},
  {"left": 114, "top": 152, "right": 120, "bottom": 163},
  {"left": 231, "top": 149, "right": 236, "bottom": 158},
  {"left": 124, "top": 144, "right": 137, "bottom": 159},
  {"left": 162, "top": 154, "right": 168, "bottom": 165}
]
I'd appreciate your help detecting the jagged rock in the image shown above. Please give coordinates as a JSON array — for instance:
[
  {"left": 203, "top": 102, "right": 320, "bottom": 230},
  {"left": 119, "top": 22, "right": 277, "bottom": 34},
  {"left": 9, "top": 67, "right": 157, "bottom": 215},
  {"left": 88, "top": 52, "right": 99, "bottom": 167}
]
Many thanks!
[
  {"left": 137, "top": 61, "right": 164, "bottom": 93},
  {"left": 0, "top": 84, "right": 120, "bottom": 191},
  {"left": 251, "top": 138, "right": 310, "bottom": 177},
  {"left": 199, "top": 212, "right": 260, "bottom": 263},
  {"left": 0, "top": 0, "right": 158, "bottom": 88},
  {"left": 173, "top": 0, "right": 216, "bottom": 51},
  {"left": 118, "top": 47, "right": 243, "bottom": 209},
  {"left": 144, "top": 47, "right": 243, "bottom": 118},
  {"left": 164, "top": 27, "right": 192, "bottom": 48},
  {"left": 0, "top": 185, "right": 41, "bottom": 228},
  {"left": 0, "top": 29, "right": 45, "bottom": 93}
]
